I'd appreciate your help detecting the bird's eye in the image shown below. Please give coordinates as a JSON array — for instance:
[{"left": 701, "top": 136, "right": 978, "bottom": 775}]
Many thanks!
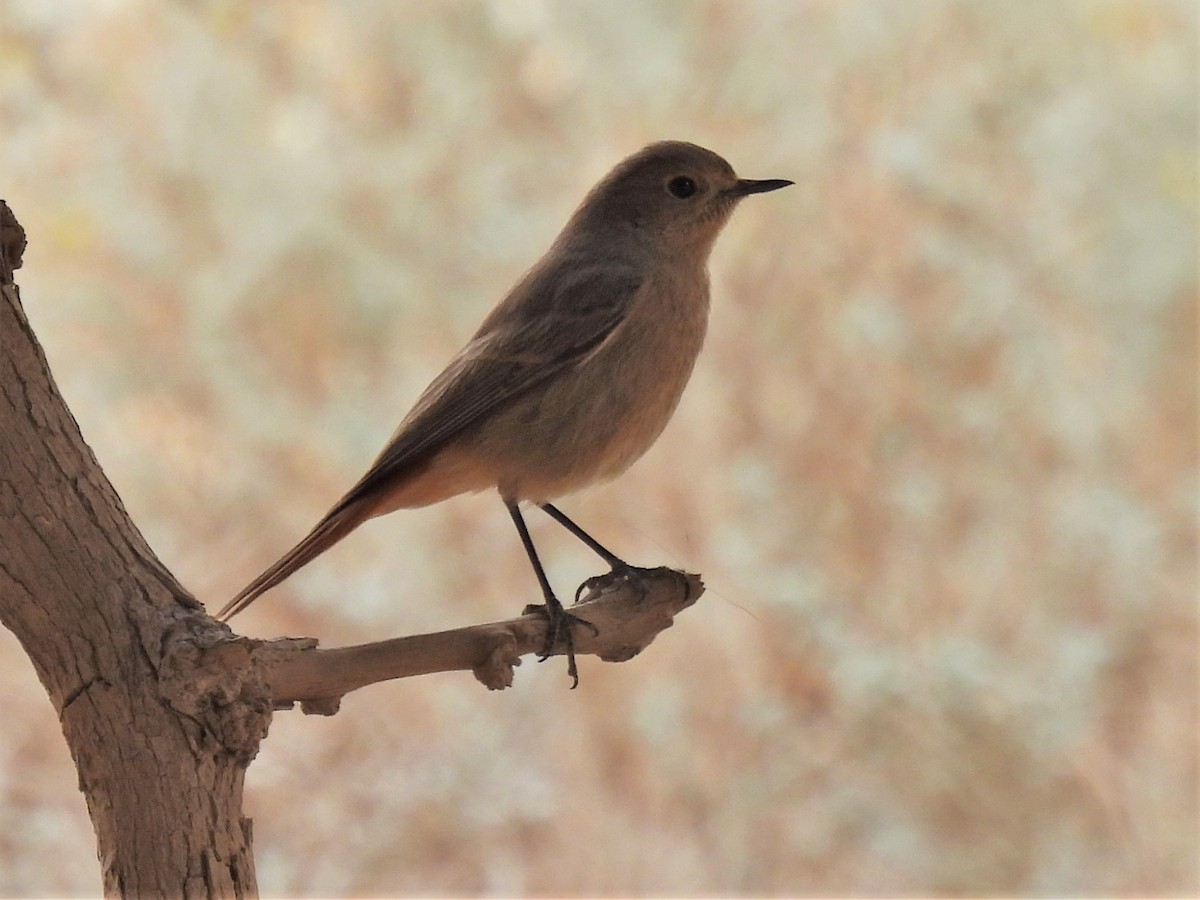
[{"left": 666, "top": 175, "right": 698, "bottom": 199}]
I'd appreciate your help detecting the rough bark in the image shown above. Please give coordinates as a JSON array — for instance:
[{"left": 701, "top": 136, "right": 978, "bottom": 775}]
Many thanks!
[{"left": 0, "top": 202, "right": 268, "bottom": 896}]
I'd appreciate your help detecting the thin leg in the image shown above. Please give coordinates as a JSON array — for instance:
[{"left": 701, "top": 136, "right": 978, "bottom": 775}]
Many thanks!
[
  {"left": 540, "top": 503, "right": 657, "bottom": 605},
  {"left": 539, "top": 503, "right": 628, "bottom": 569},
  {"left": 507, "top": 500, "right": 579, "bottom": 688}
]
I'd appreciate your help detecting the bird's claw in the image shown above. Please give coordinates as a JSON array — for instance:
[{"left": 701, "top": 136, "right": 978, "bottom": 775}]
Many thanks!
[{"left": 525, "top": 601, "right": 594, "bottom": 688}]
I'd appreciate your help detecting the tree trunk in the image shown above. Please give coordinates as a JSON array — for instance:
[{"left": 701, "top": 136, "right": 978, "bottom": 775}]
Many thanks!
[{"left": 0, "top": 203, "right": 269, "bottom": 896}]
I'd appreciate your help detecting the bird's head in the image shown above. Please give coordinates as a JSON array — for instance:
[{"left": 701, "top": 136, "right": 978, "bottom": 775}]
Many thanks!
[{"left": 565, "top": 140, "right": 792, "bottom": 259}]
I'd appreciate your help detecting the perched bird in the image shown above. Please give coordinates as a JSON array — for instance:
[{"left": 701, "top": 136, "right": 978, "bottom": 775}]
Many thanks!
[{"left": 217, "top": 140, "right": 791, "bottom": 683}]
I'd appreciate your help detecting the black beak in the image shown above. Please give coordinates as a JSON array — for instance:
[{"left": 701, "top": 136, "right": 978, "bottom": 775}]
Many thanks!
[{"left": 727, "top": 178, "right": 794, "bottom": 197}]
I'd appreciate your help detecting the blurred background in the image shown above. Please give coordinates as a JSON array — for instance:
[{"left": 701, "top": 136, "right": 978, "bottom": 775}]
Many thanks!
[{"left": 0, "top": 0, "right": 1196, "bottom": 895}]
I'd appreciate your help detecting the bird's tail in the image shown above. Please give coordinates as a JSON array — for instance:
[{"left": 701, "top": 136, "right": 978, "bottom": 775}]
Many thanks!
[{"left": 215, "top": 501, "right": 370, "bottom": 622}]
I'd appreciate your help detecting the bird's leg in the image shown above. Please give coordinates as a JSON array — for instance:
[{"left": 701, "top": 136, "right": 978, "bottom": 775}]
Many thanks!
[
  {"left": 538, "top": 503, "right": 649, "bottom": 603},
  {"left": 539, "top": 503, "right": 627, "bottom": 567},
  {"left": 506, "top": 500, "right": 586, "bottom": 688}
]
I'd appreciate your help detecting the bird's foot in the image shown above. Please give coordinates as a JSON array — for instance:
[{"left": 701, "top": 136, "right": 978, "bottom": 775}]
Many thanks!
[
  {"left": 574, "top": 562, "right": 665, "bottom": 605},
  {"left": 522, "top": 597, "right": 596, "bottom": 689}
]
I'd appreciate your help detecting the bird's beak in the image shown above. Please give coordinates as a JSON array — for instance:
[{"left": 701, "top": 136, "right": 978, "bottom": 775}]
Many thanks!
[{"left": 727, "top": 178, "right": 794, "bottom": 197}]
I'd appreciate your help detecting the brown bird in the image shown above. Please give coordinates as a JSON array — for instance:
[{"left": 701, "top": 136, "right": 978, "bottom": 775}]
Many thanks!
[{"left": 216, "top": 141, "right": 791, "bottom": 683}]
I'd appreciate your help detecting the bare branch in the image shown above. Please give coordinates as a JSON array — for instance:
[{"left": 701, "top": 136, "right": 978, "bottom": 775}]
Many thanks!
[{"left": 256, "top": 567, "right": 702, "bottom": 714}]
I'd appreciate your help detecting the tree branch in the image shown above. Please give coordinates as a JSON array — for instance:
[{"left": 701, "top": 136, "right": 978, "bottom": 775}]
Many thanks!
[{"left": 255, "top": 567, "right": 702, "bottom": 714}]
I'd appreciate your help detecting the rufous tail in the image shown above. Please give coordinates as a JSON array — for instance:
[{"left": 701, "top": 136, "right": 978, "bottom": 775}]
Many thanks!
[{"left": 215, "top": 501, "right": 369, "bottom": 621}]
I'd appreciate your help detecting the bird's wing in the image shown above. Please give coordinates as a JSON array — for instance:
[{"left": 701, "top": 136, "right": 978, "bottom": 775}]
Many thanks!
[{"left": 332, "top": 264, "right": 643, "bottom": 514}]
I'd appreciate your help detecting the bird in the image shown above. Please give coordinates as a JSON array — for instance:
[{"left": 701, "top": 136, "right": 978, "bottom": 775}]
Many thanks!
[{"left": 216, "top": 140, "right": 791, "bottom": 684}]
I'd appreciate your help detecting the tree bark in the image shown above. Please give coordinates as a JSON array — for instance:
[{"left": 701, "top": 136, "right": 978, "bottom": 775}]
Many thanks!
[{"left": 0, "top": 202, "right": 267, "bottom": 896}]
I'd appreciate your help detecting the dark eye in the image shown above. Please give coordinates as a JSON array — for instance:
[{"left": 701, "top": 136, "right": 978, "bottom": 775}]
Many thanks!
[{"left": 666, "top": 175, "right": 698, "bottom": 199}]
